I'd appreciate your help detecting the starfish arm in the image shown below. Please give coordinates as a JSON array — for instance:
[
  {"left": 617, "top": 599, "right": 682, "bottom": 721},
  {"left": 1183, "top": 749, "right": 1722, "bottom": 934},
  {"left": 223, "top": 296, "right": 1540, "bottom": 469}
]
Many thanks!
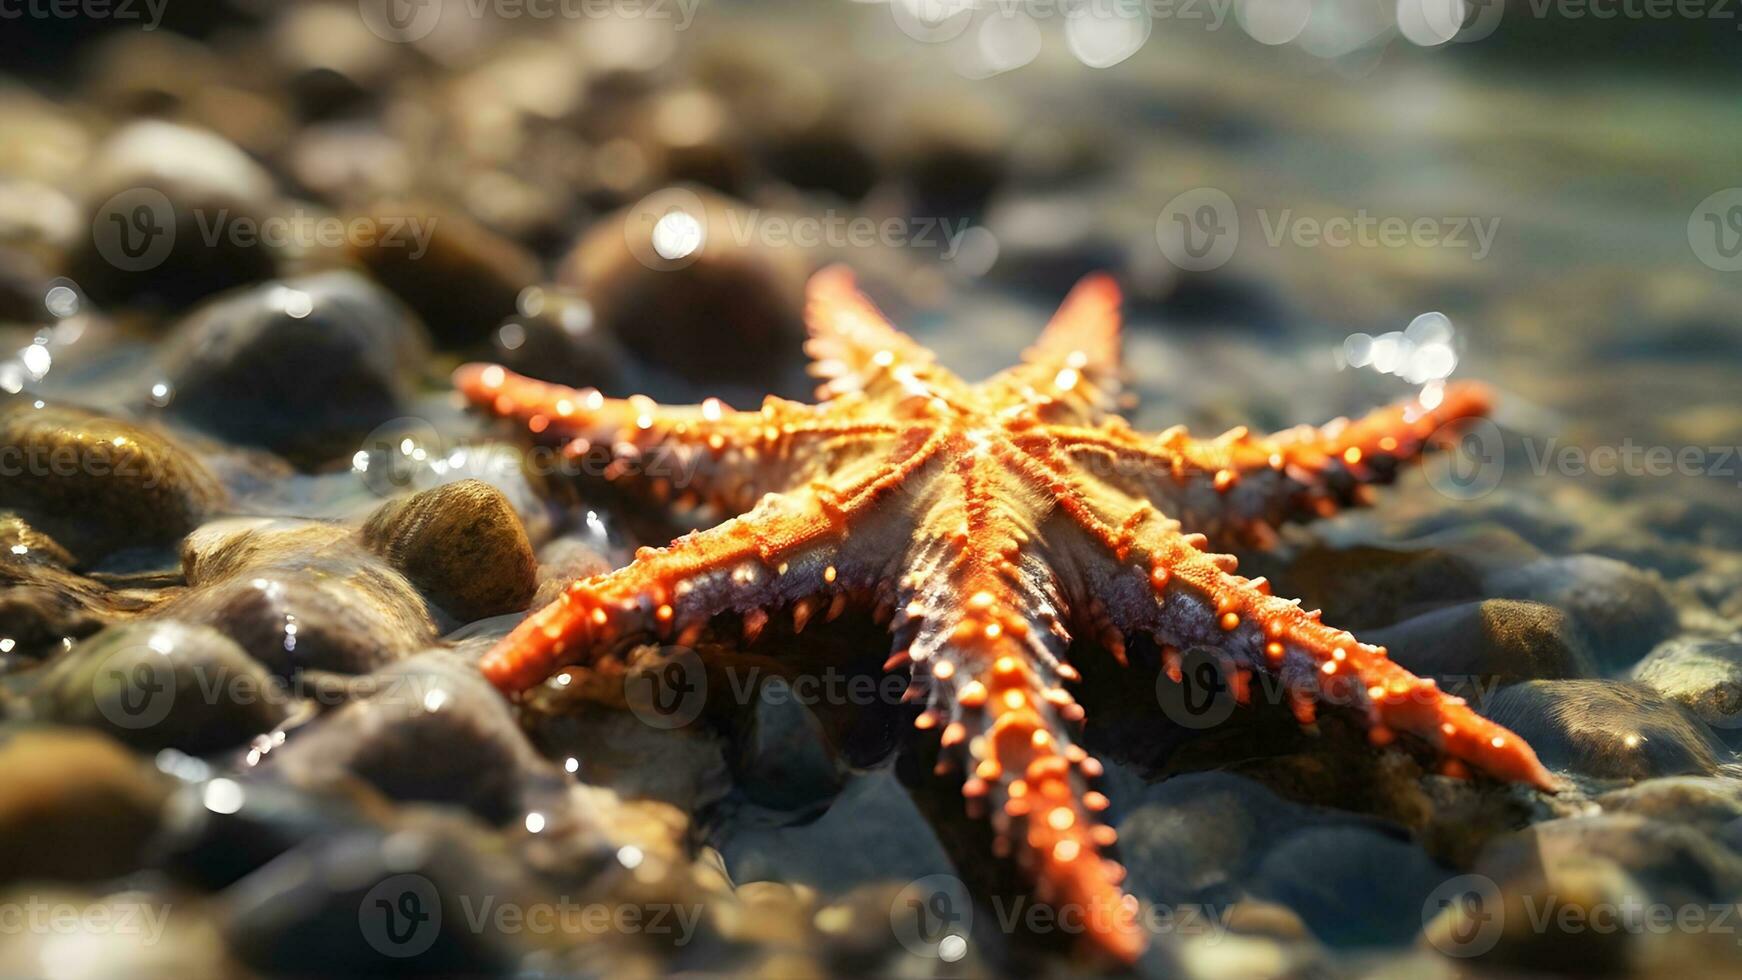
[
  {"left": 803, "top": 265, "right": 965, "bottom": 401},
  {"left": 986, "top": 273, "right": 1125, "bottom": 426},
  {"left": 893, "top": 446, "right": 1143, "bottom": 963},
  {"left": 454, "top": 362, "right": 905, "bottom": 508},
  {"left": 480, "top": 427, "right": 948, "bottom": 692},
  {"left": 1045, "top": 381, "right": 1494, "bottom": 547}
]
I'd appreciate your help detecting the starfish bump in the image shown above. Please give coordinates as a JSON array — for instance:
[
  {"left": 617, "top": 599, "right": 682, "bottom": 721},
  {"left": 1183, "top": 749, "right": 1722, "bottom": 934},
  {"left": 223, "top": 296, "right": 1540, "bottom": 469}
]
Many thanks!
[{"left": 454, "top": 266, "right": 1553, "bottom": 964}]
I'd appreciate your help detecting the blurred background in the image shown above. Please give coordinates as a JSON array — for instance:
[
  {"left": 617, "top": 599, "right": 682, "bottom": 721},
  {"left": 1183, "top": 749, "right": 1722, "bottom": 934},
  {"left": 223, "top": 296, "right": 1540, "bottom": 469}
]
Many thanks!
[{"left": 3, "top": 1, "right": 1742, "bottom": 977}]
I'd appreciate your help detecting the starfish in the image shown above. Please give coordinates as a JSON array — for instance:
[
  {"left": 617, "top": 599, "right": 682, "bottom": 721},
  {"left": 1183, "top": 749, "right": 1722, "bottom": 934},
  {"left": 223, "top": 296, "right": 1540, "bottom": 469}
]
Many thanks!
[{"left": 453, "top": 267, "right": 1554, "bottom": 963}]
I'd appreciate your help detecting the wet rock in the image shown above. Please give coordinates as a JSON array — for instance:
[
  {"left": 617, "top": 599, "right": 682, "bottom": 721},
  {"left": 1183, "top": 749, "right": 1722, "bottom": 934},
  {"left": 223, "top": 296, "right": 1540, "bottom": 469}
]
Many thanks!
[
  {"left": 1116, "top": 772, "right": 1327, "bottom": 908},
  {"left": 1251, "top": 826, "right": 1445, "bottom": 948},
  {"left": 1278, "top": 543, "right": 1484, "bottom": 632},
  {"left": 172, "top": 558, "right": 434, "bottom": 679},
  {"left": 30, "top": 621, "right": 292, "bottom": 754},
  {"left": 0, "top": 512, "right": 75, "bottom": 567},
  {"left": 0, "top": 400, "right": 224, "bottom": 562},
  {"left": 1372, "top": 600, "right": 1596, "bottom": 706},
  {"left": 1632, "top": 637, "right": 1742, "bottom": 740},
  {"left": 65, "top": 120, "right": 281, "bottom": 311},
  {"left": 1425, "top": 850, "right": 1644, "bottom": 973},
  {"left": 1596, "top": 777, "right": 1742, "bottom": 832},
  {"left": 883, "top": 100, "right": 1011, "bottom": 222},
  {"left": 172, "top": 520, "right": 434, "bottom": 678},
  {"left": 269, "top": 3, "right": 399, "bottom": 120},
  {"left": 1485, "top": 556, "right": 1678, "bottom": 672},
  {"left": 221, "top": 822, "right": 523, "bottom": 976},
  {"left": 556, "top": 186, "right": 811, "bottom": 396},
  {"left": 491, "top": 285, "right": 632, "bottom": 393},
  {"left": 262, "top": 650, "right": 561, "bottom": 825},
  {"left": 155, "top": 776, "right": 370, "bottom": 891},
  {"left": 730, "top": 677, "right": 846, "bottom": 814},
  {"left": 346, "top": 200, "right": 541, "bottom": 349},
  {"left": 716, "top": 768, "right": 954, "bottom": 897},
  {"left": 0, "top": 728, "right": 168, "bottom": 884},
  {"left": 157, "top": 270, "right": 429, "bottom": 466},
  {"left": 362, "top": 480, "right": 537, "bottom": 624},
  {"left": 1483, "top": 680, "right": 1731, "bottom": 781}
]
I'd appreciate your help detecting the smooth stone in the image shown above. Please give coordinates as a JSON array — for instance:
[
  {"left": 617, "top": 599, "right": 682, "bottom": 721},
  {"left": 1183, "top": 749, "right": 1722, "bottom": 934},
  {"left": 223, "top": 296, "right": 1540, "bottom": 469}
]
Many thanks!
[
  {"left": 66, "top": 120, "right": 281, "bottom": 311},
  {"left": 0, "top": 512, "right": 75, "bottom": 567},
  {"left": 1372, "top": 600, "right": 1596, "bottom": 706},
  {"left": 1249, "top": 826, "right": 1446, "bottom": 948},
  {"left": 0, "top": 728, "right": 168, "bottom": 884},
  {"left": 155, "top": 776, "right": 369, "bottom": 891},
  {"left": 345, "top": 200, "right": 541, "bottom": 349},
  {"left": 1631, "top": 637, "right": 1742, "bottom": 741},
  {"left": 30, "top": 620, "right": 292, "bottom": 754},
  {"left": 556, "top": 186, "right": 810, "bottom": 396},
  {"left": 1485, "top": 556, "right": 1678, "bottom": 672},
  {"left": 1277, "top": 542, "right": 1484, "bottom": 632},
  {"left": 715, "top": 768, "right": 954, "bottom": 897},
  {"left": 362, "top": 480, "right": 537, "bottom": 624},
  {"left": 490, "top": 284, "right": 632, "bottom": 394},
  {"left": 220, "top": 823, "right": 521, "bottom": 976},
  {"left": 1596, "top": 777, "right": 1742, "bottom": 832},
  {"left": 1483, "top": 680, "right": 1731, "bottom": 780},
  {"left": 171, "top": 525, "right": 434, "bottom": 678},
  {"left": 0, "top": 401, "right": 224, "bottom": 563},
  {"left": 729, "top": 676, "right": 846, "bottom": 814},
  {"left": 157, "top": 270, "right": 429, "bottom": 466},
  {"left": 262, "top": 650, "right": 563, "bottom": 825}
]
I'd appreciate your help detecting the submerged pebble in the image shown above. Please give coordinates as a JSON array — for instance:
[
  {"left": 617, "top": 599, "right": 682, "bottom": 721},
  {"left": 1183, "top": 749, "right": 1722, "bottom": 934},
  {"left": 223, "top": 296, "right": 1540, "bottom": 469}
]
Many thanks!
[
  {"left": 30, "top": 621, "right": 293, "bottom": 754},
  {"left": 0, "top": 400, "right": 224, "bottom": 563},
  {"left": 1632, "top": 637, "right": 1742, "bottom": 740},
  {"left": 361, "top": 479, "right": 537, "bottom": 624},
  {"left": 156, "top": 270, "right": 429, "bottom": 466},
  {"left": 1483, "top": 680, "right": 1732, "bottom": 781}
]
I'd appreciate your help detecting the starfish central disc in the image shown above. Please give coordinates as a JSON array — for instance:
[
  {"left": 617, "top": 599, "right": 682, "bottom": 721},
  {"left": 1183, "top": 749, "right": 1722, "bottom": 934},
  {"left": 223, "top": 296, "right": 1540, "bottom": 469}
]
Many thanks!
[{"left": 453, "top": 265, "right": 1554, "bottom": 964}]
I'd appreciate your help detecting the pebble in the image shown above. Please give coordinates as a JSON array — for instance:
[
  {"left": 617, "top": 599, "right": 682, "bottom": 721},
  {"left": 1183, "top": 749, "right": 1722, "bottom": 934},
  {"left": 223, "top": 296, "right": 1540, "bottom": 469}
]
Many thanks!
[
  {"left": 1485, "top": 556, "right": 1679, "bottom": 673},
  {"left": 0, "top": 401, "right": 225, "bottom": 563},
  {"left": 345, "top": 200, "right": 542, "bottom": 350},
  {"left": 30, "top": 620, "right": 293, "bottom": 754},
  {"left": 1372, "top": 599, "right": 1596, "bottom": 706},
  {"left": 556, "top": 187, "right": 811, "bottom": 396},
  {"left": 361, "top": 479, "right": 538, "bottom": 624},
  {"left": 490, "top": 285, "right": 632, "bottom": 393},
  {"left": 0, "top": 728, "right": 168, "bottom": 884},
  {"left": 156, "top": 270, "right": 429, "bottom": 466},
  {"left": 1249, "top": 826, "right": 1446, "bottom": 948},
  {"left": 1631, "top": 637, "right": 1742, "bottom": 740},
  {"left": 1482, "top": 680, "right": 1732, "bottom": 781},
  {"left": 65, "top": 120, "right": 281, "bottom": 311}
]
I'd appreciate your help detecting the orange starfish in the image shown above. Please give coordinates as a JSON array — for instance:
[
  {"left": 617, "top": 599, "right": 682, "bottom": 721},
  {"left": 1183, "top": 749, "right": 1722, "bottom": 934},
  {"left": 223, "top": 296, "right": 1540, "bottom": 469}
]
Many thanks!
[{"left": 454, "top": 267, "right": 1553, "bottom": 964}]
